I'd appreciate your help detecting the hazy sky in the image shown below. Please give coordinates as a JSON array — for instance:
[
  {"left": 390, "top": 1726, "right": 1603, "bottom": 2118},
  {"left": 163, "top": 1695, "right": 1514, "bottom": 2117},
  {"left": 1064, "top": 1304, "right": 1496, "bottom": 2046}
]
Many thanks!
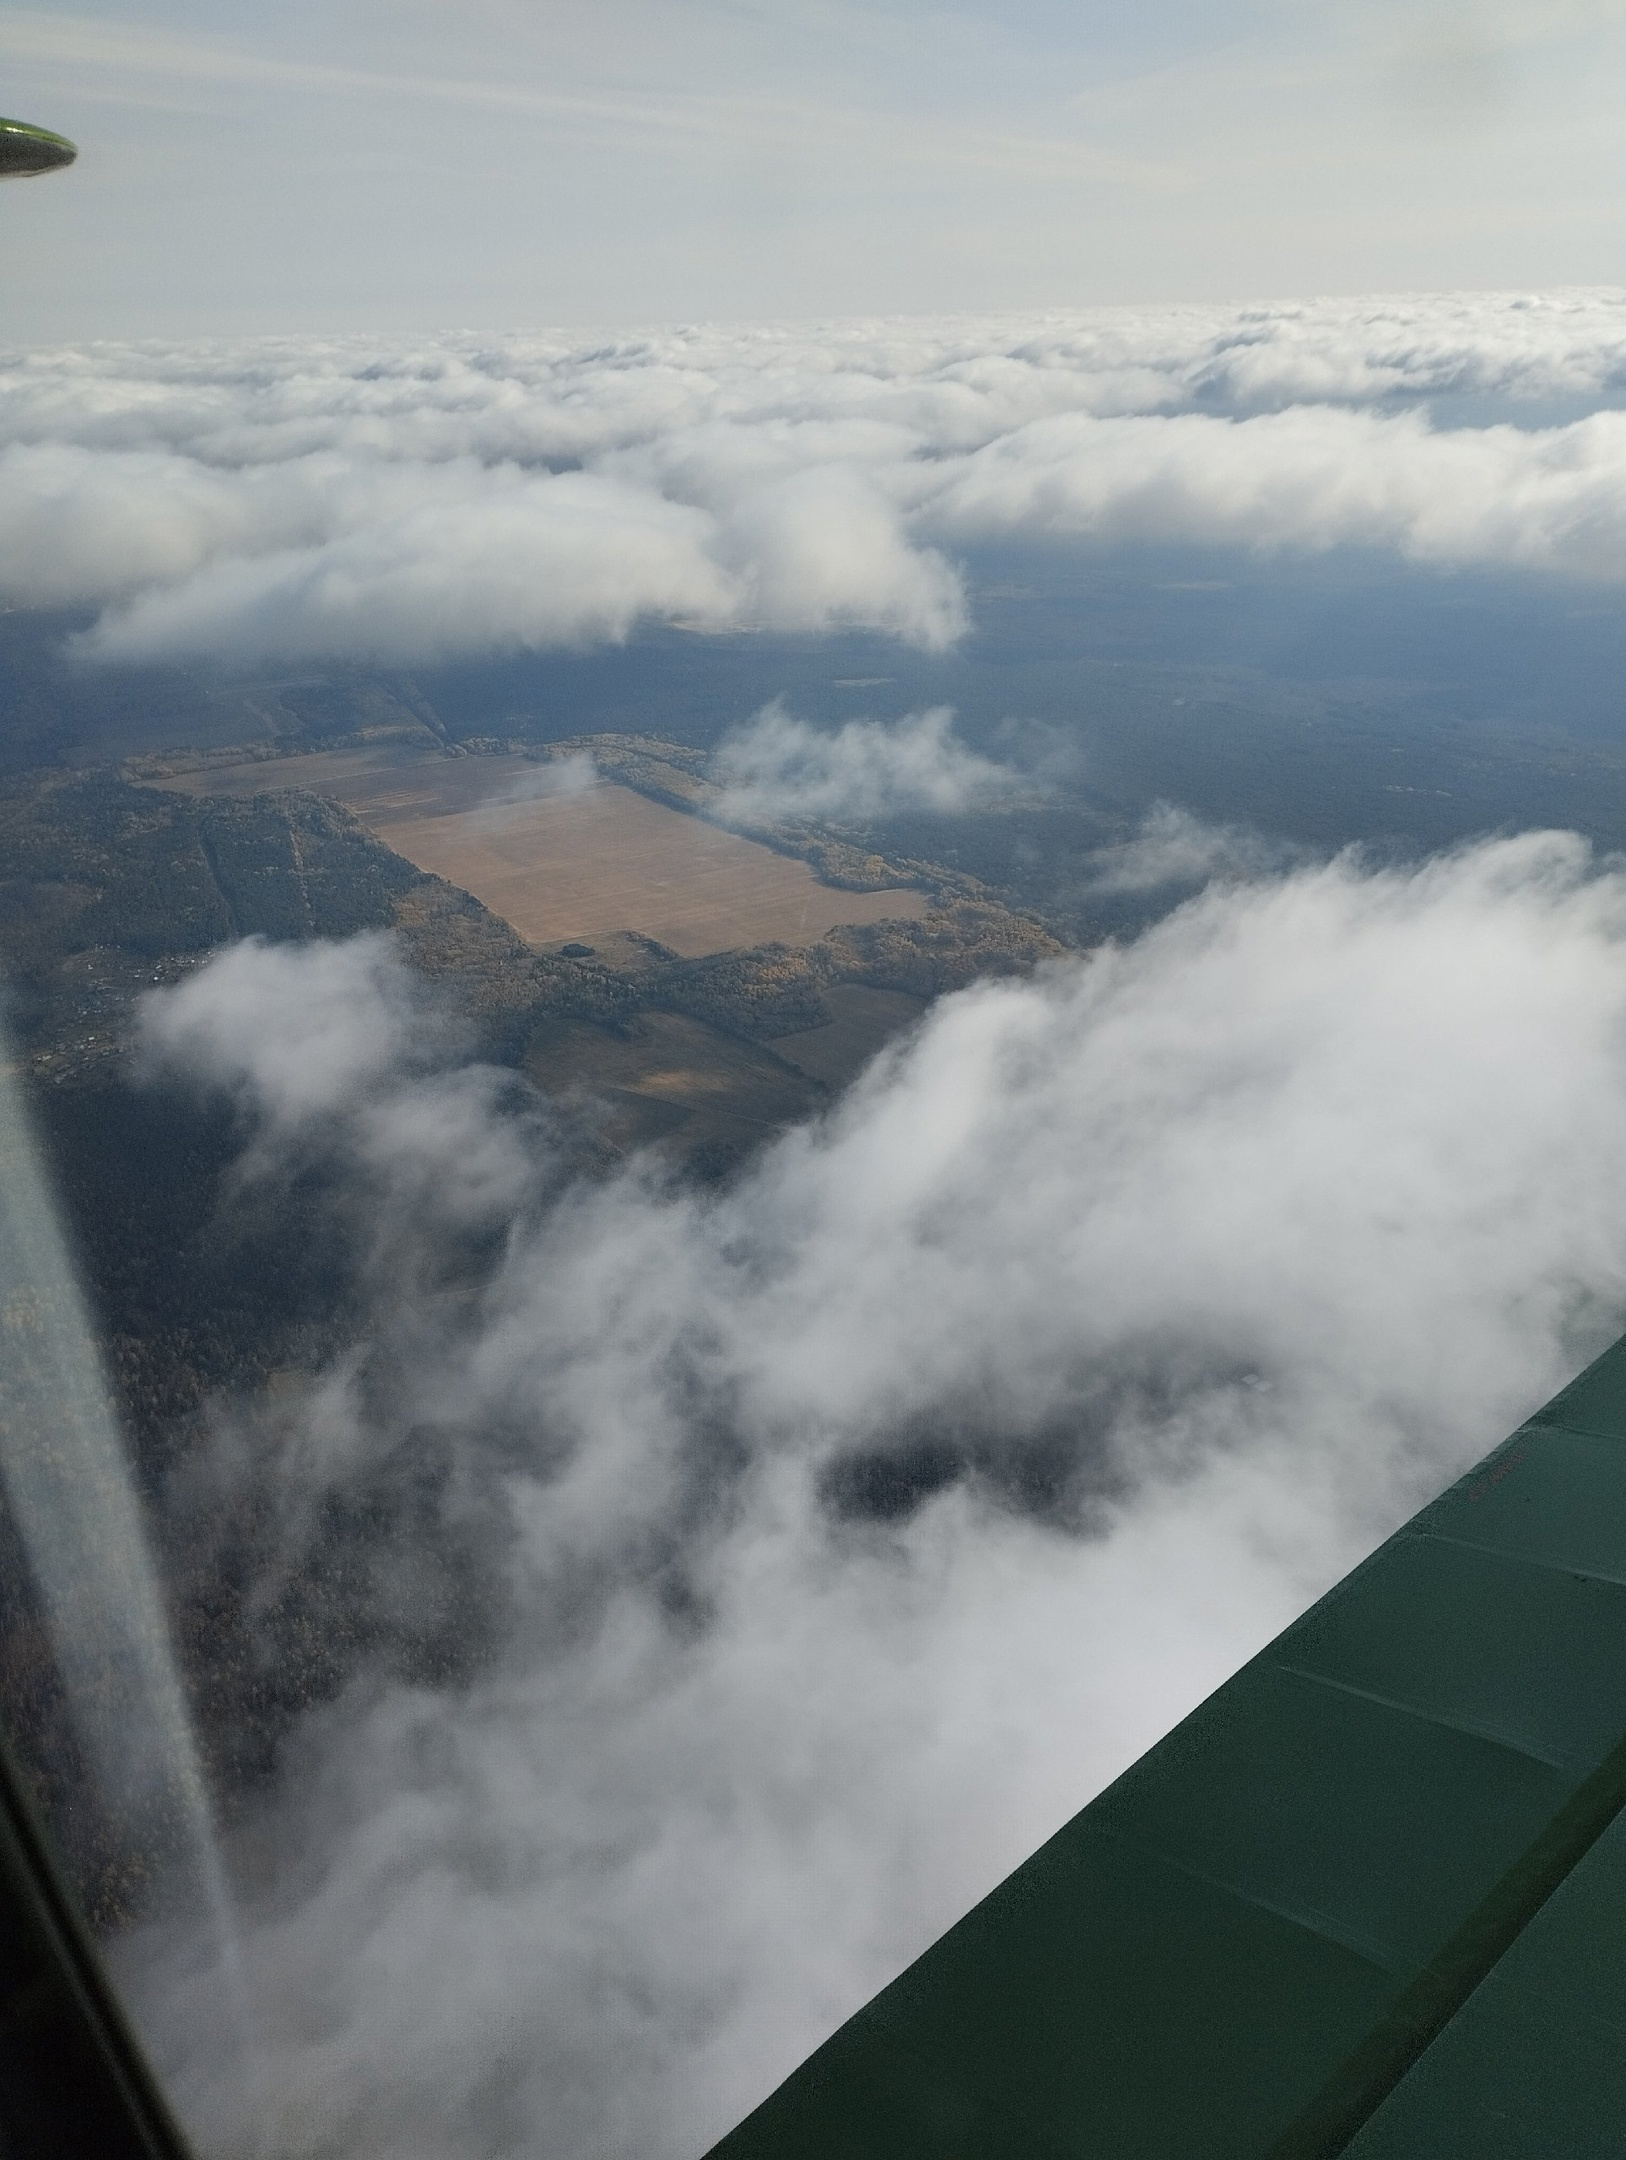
[{"left": 8, "top": 0, "right": 1626, "bottom": 342}]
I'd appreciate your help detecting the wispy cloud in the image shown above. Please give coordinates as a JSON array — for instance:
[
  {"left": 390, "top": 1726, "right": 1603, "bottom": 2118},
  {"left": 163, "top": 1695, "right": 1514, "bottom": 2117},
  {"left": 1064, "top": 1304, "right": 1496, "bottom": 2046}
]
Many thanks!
[
  {"left": 1084, "top": 803, "right": 1300, "bottom": 893},
  {"left": 487, "top": 751, "right": 600, "bottom": 806},
  {"left": 0, "top": 9, "right": 1169, "bottom": 186}
]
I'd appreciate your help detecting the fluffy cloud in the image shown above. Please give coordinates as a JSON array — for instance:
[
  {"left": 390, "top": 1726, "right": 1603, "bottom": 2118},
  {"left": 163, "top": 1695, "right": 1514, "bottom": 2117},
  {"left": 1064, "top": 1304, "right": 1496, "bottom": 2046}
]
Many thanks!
[
  {"left": 140, "top": 936, "right": 439, "bottom": 1131},
  {"left": 707, "top": 702, "right": 1025, "bottom": 827},
  {"left": 923, "top": 400, "right": 1626, "bottom": 577},
  {"left": 12, "top": 290, "right": 1626, "bottom": 665},
  {"left": 119, "top": 831, "right": 1626, "bottom": 2159}
]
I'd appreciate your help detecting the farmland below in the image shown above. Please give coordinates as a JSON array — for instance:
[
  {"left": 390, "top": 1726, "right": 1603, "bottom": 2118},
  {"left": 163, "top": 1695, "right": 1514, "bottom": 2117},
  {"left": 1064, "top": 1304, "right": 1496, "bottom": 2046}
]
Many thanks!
[
  {"left": 0, "top": 739, "right": 1059, "bottom": 1470},
  {"left": 149, "top": 743, "right": 930, "bottom": 956},
  {"left": 0, "top": 593, "right": 1078, "bottom": 1531}
]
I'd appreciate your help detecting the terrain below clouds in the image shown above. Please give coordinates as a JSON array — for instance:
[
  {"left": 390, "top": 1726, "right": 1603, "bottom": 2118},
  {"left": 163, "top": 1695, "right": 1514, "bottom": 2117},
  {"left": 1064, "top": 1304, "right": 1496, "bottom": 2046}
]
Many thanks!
[
  {"left": 111, "top": 833, "right": 1626, "bottom": 2160},
  {"left": 15, "top": 288, "right": 1626, "bottom": 2160}
]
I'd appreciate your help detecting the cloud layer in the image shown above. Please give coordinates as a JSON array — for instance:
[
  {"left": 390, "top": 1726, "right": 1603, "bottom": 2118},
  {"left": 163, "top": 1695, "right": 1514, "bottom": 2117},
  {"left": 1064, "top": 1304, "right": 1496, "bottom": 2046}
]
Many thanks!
[
  {"left": 12, "top": 290, "right": 1626, "bottom": 665},
  {"left": 119, "top": 831, "right": 1626, "bottom": 2159}
]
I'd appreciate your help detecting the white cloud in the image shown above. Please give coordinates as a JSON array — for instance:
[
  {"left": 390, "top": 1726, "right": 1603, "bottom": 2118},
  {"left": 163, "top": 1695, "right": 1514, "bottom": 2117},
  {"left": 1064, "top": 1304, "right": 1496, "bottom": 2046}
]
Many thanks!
[
  {"left": 9, "top": 292, "right": 1626, "bottom": 666},
  {"left": 77, "top": 466, "right": 741, "bottom": 666},
  {"left": 922, "top": 399, "right": 1626, "bottom": 577},
  {"left": 122, "top": 830, "right": 1626, "bottom": 2159},
  {"left": 708, "top": 701, "right": 1024, "bottom": 827},
  {"left": 138, "top": 935, "right": 431, "bottom": 1129}
]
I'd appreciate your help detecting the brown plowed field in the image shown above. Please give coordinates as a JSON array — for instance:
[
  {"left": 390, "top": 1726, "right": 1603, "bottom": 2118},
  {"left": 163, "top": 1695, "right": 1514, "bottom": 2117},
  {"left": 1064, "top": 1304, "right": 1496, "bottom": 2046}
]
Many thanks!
[{"left": 153, "top": 747, "right": 929, "bottom": 958}]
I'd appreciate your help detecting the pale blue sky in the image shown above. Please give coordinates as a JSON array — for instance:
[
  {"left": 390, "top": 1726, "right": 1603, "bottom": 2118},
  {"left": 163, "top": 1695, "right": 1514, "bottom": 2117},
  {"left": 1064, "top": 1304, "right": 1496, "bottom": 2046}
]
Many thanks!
[{"left": 5, "top": 1, "right": 1626, "bottom": 340}]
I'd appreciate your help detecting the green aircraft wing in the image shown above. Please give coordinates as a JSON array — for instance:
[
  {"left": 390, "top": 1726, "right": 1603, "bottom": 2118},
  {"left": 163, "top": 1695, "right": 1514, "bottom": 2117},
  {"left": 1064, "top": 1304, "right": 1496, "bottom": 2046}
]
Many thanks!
[
  {"left": 0, "top": 119, "right": 77, "bottom": 180},
  {"left": 706, "top": 1333, "right": 1626, "bottom": 2159}
]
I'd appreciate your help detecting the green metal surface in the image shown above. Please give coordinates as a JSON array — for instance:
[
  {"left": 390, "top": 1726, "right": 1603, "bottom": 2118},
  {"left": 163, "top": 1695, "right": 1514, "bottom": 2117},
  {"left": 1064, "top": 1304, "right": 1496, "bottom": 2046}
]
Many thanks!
[
  {"left": 1343, "top": 1807, "right": 1626, "bottom": 2158},
  {"left": 0, "top": 119, "right": 77, "bottom": 180},
  {"left": 706, "top": 1334, "right": 1626, "bottom": 2159}
]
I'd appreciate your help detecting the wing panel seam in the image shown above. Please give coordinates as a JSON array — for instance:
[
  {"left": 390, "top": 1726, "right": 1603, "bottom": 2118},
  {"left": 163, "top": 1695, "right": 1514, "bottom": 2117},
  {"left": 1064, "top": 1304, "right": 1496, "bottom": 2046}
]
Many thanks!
[{"left": 1270, "top": 1661, "right": 1575, "bottom": 1773}]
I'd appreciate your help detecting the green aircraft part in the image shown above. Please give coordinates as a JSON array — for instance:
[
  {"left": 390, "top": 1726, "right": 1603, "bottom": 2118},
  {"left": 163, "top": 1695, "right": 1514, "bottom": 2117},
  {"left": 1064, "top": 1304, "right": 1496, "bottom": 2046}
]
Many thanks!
[
  {"left": 0, "top": 120, "right": 77, "bottom": 180},
  {"left": 706, "top": 1332, "right": 1626, "bottom": 2160}
]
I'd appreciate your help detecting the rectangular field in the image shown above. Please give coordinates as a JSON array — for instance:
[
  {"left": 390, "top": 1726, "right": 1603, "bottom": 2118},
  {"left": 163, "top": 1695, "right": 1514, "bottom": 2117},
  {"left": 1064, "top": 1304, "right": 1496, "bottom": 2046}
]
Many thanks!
[
  {"left": 153, "top": 747, "right": 929, "bottom": 958},
  {"left": 767, "top": 984, "right": 927, "bottom": 1091}
]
